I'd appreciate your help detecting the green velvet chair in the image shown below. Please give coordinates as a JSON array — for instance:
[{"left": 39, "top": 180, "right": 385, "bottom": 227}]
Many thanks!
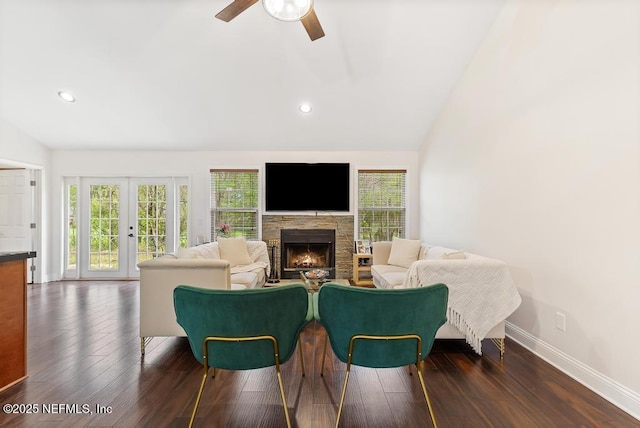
[
  {"left": 314, "top": 282, "right": 448, "bottom": 428},
  {"left": 174, "top": 283, "right": 313, "bottom": 428}
]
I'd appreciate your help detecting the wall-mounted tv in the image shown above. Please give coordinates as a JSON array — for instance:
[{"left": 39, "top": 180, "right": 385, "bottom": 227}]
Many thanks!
[{"left": 265, "top": 163, "right": 350, "bottom": 212}]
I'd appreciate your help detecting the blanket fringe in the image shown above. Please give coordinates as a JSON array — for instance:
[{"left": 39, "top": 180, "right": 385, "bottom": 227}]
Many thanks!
[{"left": 447, "top": 307, "right": 483, "bottom": 355}]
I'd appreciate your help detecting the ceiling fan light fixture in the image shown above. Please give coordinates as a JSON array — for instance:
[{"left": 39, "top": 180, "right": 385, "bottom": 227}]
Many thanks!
[
  {"left": 262, "top": 0, "right": 312, "bottom": 22},
  {"left": 299, "top": 103, "right": 312, "bottom": 113},
  {"left": 57, "top": 91, "right": 76, "bottom": 103}
]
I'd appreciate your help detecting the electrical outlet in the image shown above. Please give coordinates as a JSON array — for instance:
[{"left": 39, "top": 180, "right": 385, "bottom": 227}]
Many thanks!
[{"left": 555, "top": 312, "right": 566, "bottom": 332}]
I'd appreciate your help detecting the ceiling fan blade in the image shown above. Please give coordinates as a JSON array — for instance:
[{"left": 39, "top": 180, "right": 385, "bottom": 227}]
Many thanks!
[
  {"left": 301, "top": 8, "right": 325, "bottom": 41},
  {"left": 215, "top": 0, "right": 259, "bottom": 22}
]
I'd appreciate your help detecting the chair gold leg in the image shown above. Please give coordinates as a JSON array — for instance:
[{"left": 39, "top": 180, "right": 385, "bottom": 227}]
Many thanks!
[
  {"left": 335, "top": 365, "right": 351, "bottom": 428},
  {"left": 198, "top": 335, "right": 292, "bottom": 427},
  {"left": 320, "top": 332, "right": 328, "bottom": 377},
  {"left": 275, "top": 366, "right": 292, "bottom": 428},
  {"left": 298, "top": 336, "right": 306, "bottom": 377},
  {"left": 416, "top": 362, "right": 438, "bottom": 428},
  {"left": 189, "top": 367, "right": 209, "bottom": 428}
]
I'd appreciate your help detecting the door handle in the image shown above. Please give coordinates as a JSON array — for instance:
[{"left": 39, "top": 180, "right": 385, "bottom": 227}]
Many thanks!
[{"left": 128, "top": 233, "right": 134, "bottom": 237}]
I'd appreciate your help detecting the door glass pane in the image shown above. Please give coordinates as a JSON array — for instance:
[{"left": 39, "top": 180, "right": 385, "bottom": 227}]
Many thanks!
[
  {"left": 89, "top": 184, "right": 119, "bottom": 270},
  {"left": 179, "top": 184, "right": 188, "bottom": 248},
  {"left": 136, "top": 184, "right": 167, "bottom": 263},
  {"left": 67, "top": 184, "right": 77, "bottom": 269}
]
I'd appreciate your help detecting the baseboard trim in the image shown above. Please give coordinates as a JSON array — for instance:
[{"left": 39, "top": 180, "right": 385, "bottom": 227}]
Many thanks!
[{"left": 506, "top": 322, "right": 640, "bottom": 421}]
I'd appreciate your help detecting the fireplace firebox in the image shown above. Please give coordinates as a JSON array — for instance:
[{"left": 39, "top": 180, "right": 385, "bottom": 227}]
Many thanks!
[{"left": 280, "top": 229, "right": 335, "bottom": 279}]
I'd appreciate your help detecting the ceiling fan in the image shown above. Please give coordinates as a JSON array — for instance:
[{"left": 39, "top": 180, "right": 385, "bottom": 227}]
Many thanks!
[{"left": 215, "top": 0, "right": 325, "bottom": 41}]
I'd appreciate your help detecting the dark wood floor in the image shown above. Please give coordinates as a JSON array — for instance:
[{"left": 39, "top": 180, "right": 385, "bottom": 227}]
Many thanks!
[{"left": 0, "top": 280, "right": 637, "bottom": 428}]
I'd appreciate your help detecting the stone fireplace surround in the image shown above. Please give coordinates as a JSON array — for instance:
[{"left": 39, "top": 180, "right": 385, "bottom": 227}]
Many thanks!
[{"left": 262, "top": 215, "right": 354, "bottom": 280}]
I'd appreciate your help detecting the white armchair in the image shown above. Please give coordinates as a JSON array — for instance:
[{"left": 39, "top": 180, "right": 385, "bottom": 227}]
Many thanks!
[{"left": 136, "top": 239, "right": 270, "bottom": 356}]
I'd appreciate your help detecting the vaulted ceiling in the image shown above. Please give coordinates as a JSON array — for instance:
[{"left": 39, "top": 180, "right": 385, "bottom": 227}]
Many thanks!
[{"left": 0, "top": 0, "right": 505, "bottom": 151}]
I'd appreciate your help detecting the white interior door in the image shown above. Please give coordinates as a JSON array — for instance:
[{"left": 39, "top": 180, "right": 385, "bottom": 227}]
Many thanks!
[
  {"left": 78, "top": 177, "right": 176, "bottom": 279},
  {"left": 0, "top": 169, "right": 33, "bottom": 252}
]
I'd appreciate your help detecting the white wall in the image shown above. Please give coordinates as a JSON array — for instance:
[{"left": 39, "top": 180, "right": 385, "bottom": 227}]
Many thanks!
[
  {"left": 418, "top": 0, "right": 640, "bottom": 418},
  {"left": 0, "top": 118, "right": 51, "bottom": 282},
  {"left": 0, "top": 118, "right": 50, "bottom": 167},
  {"left": 50, "top": 150, "right": 419, "bottom": 279}
]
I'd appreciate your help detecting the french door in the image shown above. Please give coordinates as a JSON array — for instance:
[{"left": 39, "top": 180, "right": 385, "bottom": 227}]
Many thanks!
[{"left": 78, "top": 178, "right": 177, "bottom": 278}]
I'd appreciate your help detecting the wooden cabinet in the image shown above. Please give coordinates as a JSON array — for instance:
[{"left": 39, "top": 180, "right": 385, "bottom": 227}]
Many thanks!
[
  {"left": 352, "top": 254, "right": 374, "bottom": 287},
  {"left": 0, "top": 252, "right": 34, "bottom": 392}
]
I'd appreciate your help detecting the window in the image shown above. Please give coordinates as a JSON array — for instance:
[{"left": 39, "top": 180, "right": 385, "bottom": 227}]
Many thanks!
[
  {"left": 67, "top": 182, "right": 78, "bottom": 270},
  {"left": 178, "top": 183, "right": 189, "bottom": 248},
  {"left": 210, "top": 169, "right": 259, "bottom": 240},
  {"left": 357, "top": 170, "right": 406, "bottom": 241},
  {"left": 135, "top": 184, "right": 167, "bottom": 263}
]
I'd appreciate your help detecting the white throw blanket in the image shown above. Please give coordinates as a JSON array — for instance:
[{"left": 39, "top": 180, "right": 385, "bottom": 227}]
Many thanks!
[{"left": 403, "top": 254, "right": 521, "bottom": 354}]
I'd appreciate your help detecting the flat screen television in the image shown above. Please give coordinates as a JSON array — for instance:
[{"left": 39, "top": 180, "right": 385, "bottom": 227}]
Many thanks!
[{"left": 265, "top": 163, "right": 350, "bottom": 212}]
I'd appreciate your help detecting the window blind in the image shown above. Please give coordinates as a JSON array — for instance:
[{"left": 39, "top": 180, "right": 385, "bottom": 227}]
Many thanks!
[
  {"left": 210, "top": 169, "right": 259, "bottom": 240},
  {"left": 357, "top": 170, "right": 406, "bottom": 241}
]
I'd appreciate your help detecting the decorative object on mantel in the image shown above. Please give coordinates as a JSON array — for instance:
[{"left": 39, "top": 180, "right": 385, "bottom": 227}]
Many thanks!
[
  {"left": 214, "top": 0, "right": 325, "bottom": 41},
  {"left": 267, "top": 239, "right": 280, "bottom": 283},
  {"left": 217, "top": 222, "right": 231, "bottom": 237}
]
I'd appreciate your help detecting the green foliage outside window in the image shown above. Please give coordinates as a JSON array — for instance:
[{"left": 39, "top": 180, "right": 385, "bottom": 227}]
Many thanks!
[
  {"left": 68, "top": 184, "right": 77, "bottom": 269},
  {"left": 358, "top": 171, "right": 406, "bottom": 241},
  {"left": 136, "top": 184, "right": 167, "bottom": 262},
  {"left": 211, "top": 170, "right": 259, "bottom": 240},
  {"left": 179, "top": 184, "right": 189, "bottom": 248},
  {"left": 89, "top": 185, "right": 120, "bottom": 270}
]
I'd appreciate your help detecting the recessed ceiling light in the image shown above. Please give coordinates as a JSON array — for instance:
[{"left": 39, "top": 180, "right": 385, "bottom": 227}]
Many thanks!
[
  {"left": 299, "top": 103, "right": 312, "bottom": 113},
  {"left": 57, "top": 91, "right": 76, "bottom": 103}
]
